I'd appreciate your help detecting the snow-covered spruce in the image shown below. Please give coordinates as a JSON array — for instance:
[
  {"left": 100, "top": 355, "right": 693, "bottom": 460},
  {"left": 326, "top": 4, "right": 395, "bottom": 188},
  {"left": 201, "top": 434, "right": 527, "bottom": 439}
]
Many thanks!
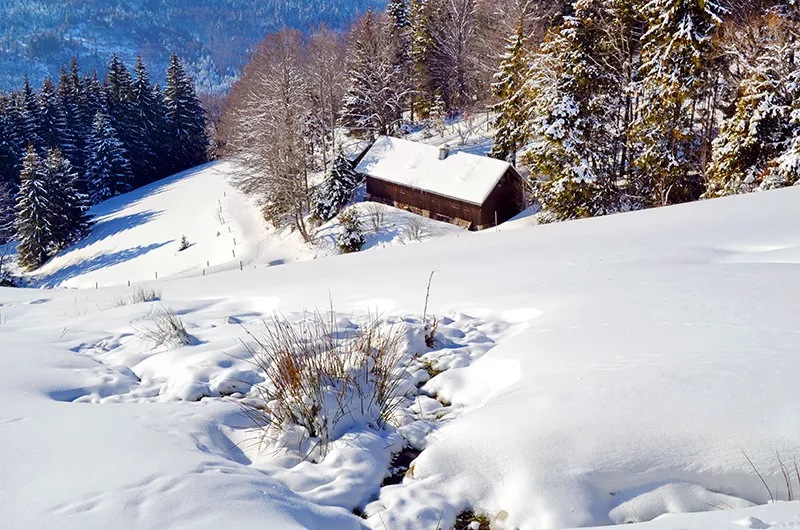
[
  {"left": 85, "top": 112, "right": 133, "bottom": 205},
  {"left": 314, "top": 149, "right": 363, "bottom": 221},
  {"left": 337, "top": 207, "right": 366, "bottom": 254}
]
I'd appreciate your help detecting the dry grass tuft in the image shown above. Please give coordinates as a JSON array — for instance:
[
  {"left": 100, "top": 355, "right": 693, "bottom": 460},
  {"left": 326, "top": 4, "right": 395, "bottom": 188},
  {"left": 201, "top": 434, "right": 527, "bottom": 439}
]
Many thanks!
[
  {"left": 109, "top": 286, "right": 162, "bottom": 308},
  {"left": 743, "top": 450, "right": 800, "bottom": 502},
  {"left": 137, "top": 305, "right": 192, "bottom": 349},
  {"left": 130, "top": 285, "right": 162, "bottom": 304},
  {"left": 422, "top": 271, "right": 438, "bottom": 349},
  {"left": 240, "top": 310, "right": 413, "bottom": 458}
]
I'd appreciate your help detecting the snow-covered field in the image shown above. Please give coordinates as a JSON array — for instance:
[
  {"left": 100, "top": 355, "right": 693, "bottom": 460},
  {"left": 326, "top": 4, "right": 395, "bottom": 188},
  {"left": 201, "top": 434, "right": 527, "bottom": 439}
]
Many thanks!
[
  {"left": 28, "top": 161, "right": 463, "bottom": 289},
  {"left": 2, "top": 172, "right": 800, "bottom": 529}
]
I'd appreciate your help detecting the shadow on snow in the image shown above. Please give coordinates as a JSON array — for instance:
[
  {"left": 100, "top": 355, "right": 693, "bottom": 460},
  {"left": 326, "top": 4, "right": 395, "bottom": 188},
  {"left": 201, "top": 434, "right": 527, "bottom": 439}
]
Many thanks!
[{"left": 39, "top": 241, "right": 173, "bottom": 288}]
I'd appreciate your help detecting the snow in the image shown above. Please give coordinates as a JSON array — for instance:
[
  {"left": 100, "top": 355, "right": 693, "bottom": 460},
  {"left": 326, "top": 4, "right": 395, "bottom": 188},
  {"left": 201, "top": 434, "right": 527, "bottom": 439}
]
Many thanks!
[
  {"left": 3, "top": 177, "right": 800, "bottom": 529},
  {"left": 27, "top": 161, "right": 467, "bottom": 289},
  {"left": 32, "top": 161, "right": 315, "bottom": 288},
  {"left": 355, "top": 136, "right": 512, "bottom": 206},
  {"left": 314, "top": 201, "right": 465, "bottom": 255}
]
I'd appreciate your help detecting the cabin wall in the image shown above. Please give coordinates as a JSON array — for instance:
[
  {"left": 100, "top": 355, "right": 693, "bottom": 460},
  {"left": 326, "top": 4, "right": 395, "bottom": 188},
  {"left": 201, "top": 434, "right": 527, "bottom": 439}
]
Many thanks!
[
  {"left": 365, "top": 177, "right": 483, "bottom": 226},
  {"left": 477, "top": 169, "right": 525, "bottom": 229}
]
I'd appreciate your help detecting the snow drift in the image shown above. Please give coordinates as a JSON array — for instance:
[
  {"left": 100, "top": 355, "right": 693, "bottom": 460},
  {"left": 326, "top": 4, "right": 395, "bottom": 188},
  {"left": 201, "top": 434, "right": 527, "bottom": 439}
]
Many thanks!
[{"left": 1, "top": 184, "right": 800, "bottom": 529}]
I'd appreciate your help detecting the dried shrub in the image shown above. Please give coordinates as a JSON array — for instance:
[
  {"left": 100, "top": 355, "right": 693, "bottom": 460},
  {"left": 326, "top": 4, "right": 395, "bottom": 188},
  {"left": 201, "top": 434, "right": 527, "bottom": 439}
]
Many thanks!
[
  {"left": 241, "top": 310, "right": 413, "bottom": 459},
  {"left": 365, "top": 202, "right": 385, "bottom": 232},
  {"left": 137, "top": 306, "right": 192, "bottom": 349},
  {"left": 402, "top": 215, "right": 427, "bottom": 243},
  {"left": 109, "top": 285, "right": 162, "bottom": 308},
  {"left": 131, "top": 285, "right": 162, "bottom": 304},
  {"left": 422, "top": 271, "right": 438, "bottom": 349}
]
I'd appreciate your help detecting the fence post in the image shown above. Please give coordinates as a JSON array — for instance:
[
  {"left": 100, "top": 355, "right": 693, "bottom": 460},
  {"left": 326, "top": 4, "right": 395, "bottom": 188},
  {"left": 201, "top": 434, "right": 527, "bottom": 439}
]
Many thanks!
[
  {"left": 240, "top": 261, "right": 243, "bottom": 271},
  {"left": 232, "top": 249, "right": 236, "bottom": 258}
]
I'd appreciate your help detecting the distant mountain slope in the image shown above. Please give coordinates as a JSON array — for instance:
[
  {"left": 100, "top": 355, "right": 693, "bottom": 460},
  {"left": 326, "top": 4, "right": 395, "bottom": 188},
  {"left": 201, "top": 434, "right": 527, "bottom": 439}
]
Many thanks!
[{"left": 0, "top": 0, "right": 386, "bottom": 92}]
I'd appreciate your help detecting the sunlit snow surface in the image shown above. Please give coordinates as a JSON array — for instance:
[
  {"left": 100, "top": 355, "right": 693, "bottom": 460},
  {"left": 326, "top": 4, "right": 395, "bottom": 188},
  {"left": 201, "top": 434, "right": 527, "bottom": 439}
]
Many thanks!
[{"left": 2, "top": 178, "right": 800, "bottom": 529}]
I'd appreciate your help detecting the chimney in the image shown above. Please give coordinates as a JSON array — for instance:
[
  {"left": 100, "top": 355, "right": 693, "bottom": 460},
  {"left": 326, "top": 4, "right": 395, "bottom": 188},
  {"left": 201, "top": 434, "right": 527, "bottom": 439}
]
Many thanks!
[{"left": 438, "top": 145, "right": 450, "bottom": 160}]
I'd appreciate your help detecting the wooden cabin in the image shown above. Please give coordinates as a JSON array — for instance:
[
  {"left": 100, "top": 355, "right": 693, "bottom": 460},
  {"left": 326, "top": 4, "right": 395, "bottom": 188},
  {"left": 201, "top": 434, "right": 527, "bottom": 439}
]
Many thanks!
[{"left": 355, "top": 136, "right": 524, "bottom": 231}]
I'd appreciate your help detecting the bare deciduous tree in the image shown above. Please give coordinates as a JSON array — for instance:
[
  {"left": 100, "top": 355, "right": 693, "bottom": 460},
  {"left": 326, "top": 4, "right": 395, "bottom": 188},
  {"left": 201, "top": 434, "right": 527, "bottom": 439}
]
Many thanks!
[
  {"left": 224, "top": 30, "right": 315, "bottom": 241},
  {"left": 341, "top": 10, "right": 412, "bottom": 138},
  {"left": 307, "top": 27, "right": 349, "bottom": 172}
]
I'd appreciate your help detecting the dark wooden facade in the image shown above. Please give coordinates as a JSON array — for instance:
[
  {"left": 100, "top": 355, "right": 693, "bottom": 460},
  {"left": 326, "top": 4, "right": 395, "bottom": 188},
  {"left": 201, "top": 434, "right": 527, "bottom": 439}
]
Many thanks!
[{"left": 364, "top": 166, "right": 524, "bottom": 230}]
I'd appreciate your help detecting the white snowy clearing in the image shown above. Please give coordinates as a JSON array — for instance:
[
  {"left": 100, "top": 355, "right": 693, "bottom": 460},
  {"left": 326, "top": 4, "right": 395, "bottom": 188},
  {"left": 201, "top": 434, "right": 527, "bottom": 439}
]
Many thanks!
[
  {"left": 27, "top": 160, "right": 463, "bottom": 289},
  {"left": 2, "top": 176, "right": 800, "bottom": 529}
]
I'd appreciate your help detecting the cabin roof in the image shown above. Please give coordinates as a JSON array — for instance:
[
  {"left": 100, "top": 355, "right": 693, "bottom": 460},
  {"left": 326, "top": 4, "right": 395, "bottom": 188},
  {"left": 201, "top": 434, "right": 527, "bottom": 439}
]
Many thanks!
[{"left": 355, "top": 136, "right": 512, "bottom": 206}]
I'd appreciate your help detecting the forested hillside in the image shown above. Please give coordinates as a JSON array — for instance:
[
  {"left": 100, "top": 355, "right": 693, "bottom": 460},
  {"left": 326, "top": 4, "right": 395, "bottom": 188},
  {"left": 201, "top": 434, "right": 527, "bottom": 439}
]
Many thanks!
[
  {"left": 222, "top": 0, "right": 800, "bottom": 240},
  {"left": 0, "top": 0, "right": 387, "bottom": 93}
]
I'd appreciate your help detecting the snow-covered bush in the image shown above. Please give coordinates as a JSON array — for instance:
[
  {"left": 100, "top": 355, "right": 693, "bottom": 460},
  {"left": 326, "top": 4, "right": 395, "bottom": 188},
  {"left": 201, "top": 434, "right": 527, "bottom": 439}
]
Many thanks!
[
  {"left": 337, "top": 208, "right": 365, "bottom": 254},
  {"left": 314, "top": 150, "right": 362, "bottom": 221},
  {"left": 242, "top": 311, "right": 411, "bottom": 459}
]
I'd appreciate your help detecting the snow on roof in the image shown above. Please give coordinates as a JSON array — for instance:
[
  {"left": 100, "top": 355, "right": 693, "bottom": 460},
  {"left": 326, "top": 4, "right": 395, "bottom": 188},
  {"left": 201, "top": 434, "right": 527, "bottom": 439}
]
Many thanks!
[{"left": 355, "top": 136, "right": 512, "bottom": 206}]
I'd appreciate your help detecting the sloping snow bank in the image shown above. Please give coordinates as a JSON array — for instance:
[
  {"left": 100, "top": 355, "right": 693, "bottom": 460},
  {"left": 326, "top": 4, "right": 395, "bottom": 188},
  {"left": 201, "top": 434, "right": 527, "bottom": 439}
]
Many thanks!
[
  {"left": 2, "top": 186, "right": 800, "bottom": 529},
  {"left": 32, "top": 161, "right": 314, "bottom": 289}
]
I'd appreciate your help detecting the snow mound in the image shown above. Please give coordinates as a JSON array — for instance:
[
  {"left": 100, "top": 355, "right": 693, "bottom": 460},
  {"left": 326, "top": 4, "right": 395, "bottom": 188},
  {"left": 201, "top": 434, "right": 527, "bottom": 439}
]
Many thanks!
[{"left": 314, "top": 201, "right": 465, "bottom": 255}]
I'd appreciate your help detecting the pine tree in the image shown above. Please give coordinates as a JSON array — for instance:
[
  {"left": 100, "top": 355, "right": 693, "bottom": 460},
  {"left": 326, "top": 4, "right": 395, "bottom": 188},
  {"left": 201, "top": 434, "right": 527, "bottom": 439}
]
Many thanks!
[
  {"left": 428, "top": 91, "right": 447, "bottom": 136},
  {"left": 337, "top": 207, "right": 365, "bottom": 253},
  {"left": 164, "top": 54, "right": 208, "bottom": 174},
  {"left": 85, "top": 112, "right": 133, "bottom": 204},
  {"left": 150, "top": 82, "right": 171, "bottom": 179},
  {"left": 0, "top": 181, "right": 14, "bottom": 282},
  {"left": 15, "top": 146, "right": 55, "bottom": 269},
  {"left": 762, "top": 62, "right": 800, "bottom": 190},
  {"left": 314, "top": 150, "right": 362, "bottom": 220},
  {"left": 388, "top": 0, "right": 411, "bottom": 29},
  {"left": 18, "top": 77, "right": 43, "bottom": 152},
  {"left": 0, "top": 182, "right": 13, "bottom": 244},
  {"left": 522, "top": 0, "right": 621, "bottom": 220},
  {"left": 342, "top": 11, "right": 407, "bottom": 138},
  {"left": 705, "top": 50, "right": 792, "bottom": 196},
  {"left": 84, "top": 71, "right": 105, "bottom": 125},
  {"left": 104, "top": 55, "right": 140, "bottom": 176},
  {"left": 104, "top": 55, "right": 134, "bottom": 115},
  {"left": 130, "top": 56, "right": 158, "bottom": 185},
  {"left": 44, "top": 148, "right": 91, "bottom": 249},
  {"left": 631, "top": 0, "right": 723, "bottom": 206},
  {"left": 409, "top": 0, "right": 438, "bottom": 118},
  {"left": 56, "top": 67, "right": 81, "bottom": 170},
  {"left": 0, "top": 94, "right": 23, "bottom": 190},
  {"left": 490, "top": 21, "right": 531, "bottom": 165},
  {"left": 38, "top": 77, "right": 66, "bottom": 150}
]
